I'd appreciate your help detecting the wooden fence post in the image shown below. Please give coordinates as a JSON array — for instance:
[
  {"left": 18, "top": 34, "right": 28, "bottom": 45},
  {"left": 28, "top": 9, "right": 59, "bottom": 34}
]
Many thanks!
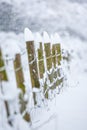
[
  {"left": 13, "top": 52, "right": 32, "bottom": 122},
  {"left": 43, "top": 31, "right": 54, "bottom": 98},
  {"left": 0, "top": 47, "right": 10, "bottom": 124},
  {"left": 14, "top": 53, "right": 25, "bottom": 93},
  {"left": 24, "top": 28, "right": 34, "bottom": 108},
  {"left": 54, "top": 33, "right": 64, "bottom": 89},
  {"left": 35, "top": 33, "right": 45, "bottom": 83},
  {"left": 54, "top": 33, "right": 62, "bottom": 66},
  {"left": 51, "top": 35, "right": 58, "bottom": 89},
  {"left": 0, "top": 48, "right": 8, "bottom": 81},
  {"left": 34, "top": 32, "right": 46, "bottom": 106},
  {"left": 24, "top": 28, "right": 40, "bottom": 105}
]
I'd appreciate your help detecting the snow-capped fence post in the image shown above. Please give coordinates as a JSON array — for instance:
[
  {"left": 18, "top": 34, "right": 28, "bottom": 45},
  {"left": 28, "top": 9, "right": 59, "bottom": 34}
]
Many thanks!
[
  {"left": 0, "top": 48, "right": 8, "bottom": 81},
  {"left": 25, "top": 28, "right": 40, "bottom": 105},
  {"left": 50, "top": 34, "right": 62, "bottom": 94},
  {"left": 34, "top": 32, "right": 47, "bottom": 106},
  {"left": 51, "top": 35, "right": 58, "bottom": 90},
  {"left": 35, "top": 33, "right": 45, "bottom": 81},
  {"left": 51, "top": 35, "right": 57, "bottom": 69},
  {"left": 13, "top": 53, "right": 29, "bottom": 120},
  {"left": 43, "top": 32, "right": 54, "bottom": 99},
  {"left": 25, "top": 28, "right": 40, "bottom": 89},
  {"left": 54, "top": 33, "right": 64, "bottom": 90},
  {"left": 20, "top": 47, "right": 34, "bottom": 122},
  {"left": 0, "top": 48, "right": 10, "bottom": 125}
]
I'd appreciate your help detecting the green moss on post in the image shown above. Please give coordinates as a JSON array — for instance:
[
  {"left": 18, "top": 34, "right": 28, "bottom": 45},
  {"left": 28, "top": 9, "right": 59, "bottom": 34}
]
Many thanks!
[
  {"left": 37, "top": 41, "right": 49, "bottom": 99},
  {"left": 38, "top": 42, "right": 45, "bottom": 79},
  {"left": 0, "top": 49, "right": 8, "bottom": 81},
  {"left": 52, "top": 45, "right": 56, "bottom": 68},
  {"left": 56, "top": 43, "right": 64, "bottom": 87},
  {"left": 14, "top": 54, "right": 25, "bottom": 93},
  {"left": 44, "top": 43, "right": 54, "bottom": 97},
  {"left": 44, "top": 43, "right": 52, "bottom": 81},
  {"left": 56, "top": 43, "right": 62, "bottom": 65},
  {"left": 44, "top": 43, "right": 52, "bottom": 71},
  {"left": 52, "top": 44, "right": 57, "bottom": 79},
  {"left": 14, "top": 53, "right": 29, "bottom": 121}
]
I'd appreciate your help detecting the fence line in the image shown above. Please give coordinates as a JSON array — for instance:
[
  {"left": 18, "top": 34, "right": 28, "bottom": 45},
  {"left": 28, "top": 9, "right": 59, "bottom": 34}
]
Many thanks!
[{"left": 0, "top": 28, "right": 65, "bottom": 126}]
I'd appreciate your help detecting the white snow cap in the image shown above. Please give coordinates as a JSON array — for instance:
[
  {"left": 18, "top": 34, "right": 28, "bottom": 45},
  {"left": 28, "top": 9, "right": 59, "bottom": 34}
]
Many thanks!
[
  {"left": 43, "top": 31, "right": 50, "bottom": 43},
  {"left": 50, "top": 34, "right": 55, "bottom": 44},
  {"left": 54, "top": 33, "right": 61, "bottom": 44},
  {"left": 35, "top": 32, "right": 42, "bottom": 43},
  {"left": 34, "top": 32, "right": 42, "bottom": 50},
  {"left": 24, "top": 27, "right": 34, "bottom": 42}
]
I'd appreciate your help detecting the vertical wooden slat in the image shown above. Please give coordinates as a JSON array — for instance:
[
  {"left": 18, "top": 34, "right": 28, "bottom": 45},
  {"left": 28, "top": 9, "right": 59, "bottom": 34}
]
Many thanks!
[
  {"left": 54, "top": 33, "right": 64, "bottom": 87},
  {"left": 43, "top": 32, "right": 54, "bottom": 98},
  {"left": 52, "top": 44, "right": 57, "bottom": 79},
  {"left": 25, "top": 28, "right": 40, "bottom": 106},
  {"left": 54, "top": 33, "right": 62, "bottom": 66},
  {"left": 0, "top": 48, "right": 8, "bottom": 81},
  {"left": 14, "top": 54, "right": 25, "bottom": 114},
  {"left": 52, "top": 45, "right": 56, "bottom": 68},
  {"left": 51, "top": 34, "right": 64, "bottom": 91},
  {"left": 34, "top": 33, "right": 46, "bottom": 106},
  {"left": 44, "top": 43, "right": 53, "bottom": 71},
  {"left": 55, "top": 43, "right": 63, "bottom": 87},
  {"left": 14, "top": 54, "right": 25, "bottom": 93},
  {"left": 14, "top": 53, "right": 25, "bottom": 112},
  {"left": 56, "top": 43, "right": 62, "bottom": 66},
  {"left": 38, "top": 42, "right": 45, "bottom": 79},
  {"left": 14, "top": 53, "right": 30, "bottom": 121},
  {"left": 26, "top": 41, "right": 40, "bottom": 89},
  {"left": 0, "top": 48, "right": 10, "bottom": 124},
  {"left": 24, "top": 28, "right": 35, "bottom": 114},
  {"left": 50, "top": 35, "right": 58, "bottom": 91}
]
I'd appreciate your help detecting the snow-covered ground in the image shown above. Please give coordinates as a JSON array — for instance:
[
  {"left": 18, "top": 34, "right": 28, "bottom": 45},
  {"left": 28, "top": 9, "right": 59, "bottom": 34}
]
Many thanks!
[
  {"left": 0, "top": 0, "right": 87, "bottom": 130},
  {"left": 35, "top": 35, "right": 87, "bottom": 130},
  {"left": 56, "top": 37, "right": 87, "bottom": 130}
]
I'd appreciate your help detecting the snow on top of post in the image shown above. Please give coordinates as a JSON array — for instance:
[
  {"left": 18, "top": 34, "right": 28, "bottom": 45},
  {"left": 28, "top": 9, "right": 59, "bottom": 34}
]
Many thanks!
[
  {"left": 34, "top": 32, "right": 42, "bottom": 50},
  {"left": 43, "top": 31, "right": 50, "bottom": 43},
  {"left": 54, "top": 33, "right": 61, "bottom": 44},
  {"left": 24, "top": 27, "right": 34, "bottom": 42},
  {"left": 50, "top": 34, "right": 55, "bottom": 44}
]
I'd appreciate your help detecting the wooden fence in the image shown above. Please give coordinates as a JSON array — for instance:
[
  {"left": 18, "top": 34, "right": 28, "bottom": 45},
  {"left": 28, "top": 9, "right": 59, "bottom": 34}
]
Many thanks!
[{"left": 0, "top": 28, "right": 64, "bottom": 126}]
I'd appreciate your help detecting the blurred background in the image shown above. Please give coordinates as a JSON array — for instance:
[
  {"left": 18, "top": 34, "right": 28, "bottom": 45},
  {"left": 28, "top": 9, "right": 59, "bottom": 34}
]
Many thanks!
[{"left": 0, "top": 0, "right": 87, "bottom": 40}]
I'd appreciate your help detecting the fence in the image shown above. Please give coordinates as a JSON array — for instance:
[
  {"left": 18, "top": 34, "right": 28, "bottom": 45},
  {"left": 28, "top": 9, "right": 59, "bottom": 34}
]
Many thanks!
[{"left": 0, "top": 28, "right": 65, "bottom": 128}]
